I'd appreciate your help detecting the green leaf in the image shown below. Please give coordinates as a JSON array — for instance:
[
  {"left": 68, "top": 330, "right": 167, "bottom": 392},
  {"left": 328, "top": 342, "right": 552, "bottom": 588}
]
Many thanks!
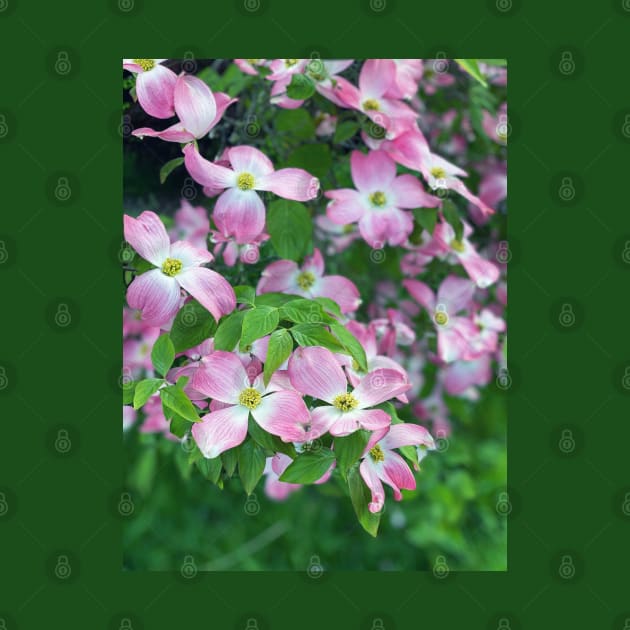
[
  {"left": 314, "top": 296, "right": 343, "bottom": 319},
  {"left": 159, "top": 157, "right": 184, "bottom": 184},
  {"left": 170, "top": 300, "right": 217, "bottom": 353},
  {"left": 221, "top": 448, "right": 238, "bottom": 477},
  {"left": 214, "top": 310, "right": 246, "bottom": 351},
  {"left": 133, "top": 378, "right": 163, "bottom": 410},
  {"left": 248, "top": 416, "right": 296, "bottom": 457},
  {"left": 413, "top": 207, "right": 438, "bottom": 236},
  {"left": 290, "top": 323, "right": 346, "bottom": 353},
  {"left": 160, "top": 385, "right": 199, "bottom": 422},
  {"left": 348, "top": 465, "right": 381, "bottom": 537},
  {"left": 151, "top": 334, "right": 175, "bottom": 377},
  {"left": 329, "top": 322, "right": 368, "bottom": 372},
  {"left": 266, "top": 199, "right": 313, "bottom": 261},
  {"left": 285, "top": 143, "right": 331, "bottom": 179},
  {"left": 195, "top": 456, "right": 222, "bottom": 484},
  {"left": 478, "top": 58, "right": 507, "bottom": 67},
  {"left": 234, "top": 285, "right": 255, "bottom": 305},
  {"left": 240, "top": 306, "right": 279, "bottom": 350},
  {"left": 255, "top": 292, "right": 301, "bottom": 308},
  {"left": 279, "top": 448, "right": 335, "bottom": 484},
  {"left": 455, "top": 59, "right": 487, "bottom": 87},
  {"left": 286, "top": 73, "right": 316, "bottom": 100},
  {"left": 165, "top": 408, "right": 192, "bottom": 439},
  {"left": 264, "top": 328, "right": 293, "bottom": 386},
  {"left": 333, "top": 120, "right": 359, "bottom": 143},
  {"left": 237, "top": 439, "right": 267, "bottom": 494},
  {"left": 335, "top": 430, "right": 370, "bottom": 478},
  {"left": 279, "top": 299, "right": 331, "bottom": 325},
  {"left": 275, "top": 109, "right": 315, "bottom": 140},
  {"left": 442, "top": 199, "right": 464, "bottom": 242}
]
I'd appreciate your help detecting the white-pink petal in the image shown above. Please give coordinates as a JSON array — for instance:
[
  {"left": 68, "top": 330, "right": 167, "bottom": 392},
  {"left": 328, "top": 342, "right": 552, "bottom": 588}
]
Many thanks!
[
  {"left": 191, "top": 405, "right": 249, "bottom": 459},
  {"left": 191, "top": 350, "right": 249, "bottom": 404},
  {"left": 124, "top": 211, "right": 171, "bottom": 267},
  {"left": 288, "top": 346, "right": 348, "bottom": 403},
  {"left": 126, "top": 269, "right": 181, "bottom": 326}
]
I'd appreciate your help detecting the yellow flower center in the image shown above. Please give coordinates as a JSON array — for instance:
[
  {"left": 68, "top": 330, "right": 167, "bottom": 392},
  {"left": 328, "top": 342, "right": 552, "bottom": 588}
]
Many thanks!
[
  {"left": 434, "top": 311, "right": 449, "bottom": 326},
  {"left": 296, "top": 270, "right": 316, "bottom": 290},
  {"left": 430, "top": 167, "right": 446, "bottom": 179},
  {"left": 369, "top": 444, "right": 385, "bottom": 463},
  {"left": 238, "top": 387, "right": 262, "bottom": 410},
  {"left": 133, "top": 59, "right": 156, "bottom": 72},
  {"left": 161, "top": 257, "right": 183, "bottom": 277},
  {"left": 450, "top": 239, "right": 465, "bottom": 253},
  {"left": 246, "top": 58, "right": 260, "bottom": 64},
  {"left": 333, "top": 392, "right": 359, "bottom": 412},
  {"left": 285, "top": 59, "right": 299, "bottom": 67},
  {"left": 237, "top": 172, "right": 255, "bottom": 190},
  {"left": 363, "top": 98, "right": 380, "bottom": 111},
  {"left": 369, "top": 191, "right": 387, "bottom": 207}
]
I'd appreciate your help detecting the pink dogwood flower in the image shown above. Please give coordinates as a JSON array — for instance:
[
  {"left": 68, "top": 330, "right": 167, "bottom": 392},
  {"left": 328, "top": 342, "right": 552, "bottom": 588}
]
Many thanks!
[
  {"left": 191, "top": 351, "right": 314, "bottom": 458},
  {"left": 359, "top": 423, "right": 435, "bottom": 513},
  {"left": 257, "top": 248, "right": 361, "bottom": 314},
  {"left": 390, "top": 129, "right": 495, "bottom": 216},
  {"left": 123, "top": 59, "right": 176, "bottom": 119},
  {"left": 429, "top": 220, "right": 500, "bottom": 288},
  {"left": 212, "top": 231, "right": 269, "bottom": 267},
  {"left": 325, "top": 150, "right": 439, "bottom": 248},
  {"left": 334, "top": 59, "right": 418, "bottom": 137},
  {"left": 133, "top": 74, "right": 237, "bottom": 142},
  {"left": 183, "top": 143, "right": 319, "bottom": 244},
  {"left": 124, "top": 210, "right": 235, "bottom": 326},
  {"left": 288, "top": 346, "right": 410, "bottom": 437},
  {"left": 403, "top": 275, "right": 478, "bottom": 363},
  {"left": 441, "top": 354, "right": 492, "bottom": 396},
  {"left": 385, "top": 59, "right": 424, "bottom": 99}
]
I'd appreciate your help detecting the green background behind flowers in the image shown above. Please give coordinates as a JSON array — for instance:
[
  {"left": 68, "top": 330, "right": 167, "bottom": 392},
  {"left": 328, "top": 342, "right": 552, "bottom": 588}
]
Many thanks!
[
  {"left": 1, "top": 0, "right": 629, "bottom": 628},
  {"left": 122, "top": 59, "right": 508, "bottom": 572}
]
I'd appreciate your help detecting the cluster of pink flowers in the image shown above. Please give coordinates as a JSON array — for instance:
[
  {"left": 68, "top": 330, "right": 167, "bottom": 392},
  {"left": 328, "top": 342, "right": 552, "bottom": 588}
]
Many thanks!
[{"left": 122, "top": 58, "right": 507, "bottom": 527}]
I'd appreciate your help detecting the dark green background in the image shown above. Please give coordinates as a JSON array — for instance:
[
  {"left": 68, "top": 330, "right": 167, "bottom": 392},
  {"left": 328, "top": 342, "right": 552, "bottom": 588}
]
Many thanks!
[{"left": 1, "top": 0, "right": 628, "bottom": 628}]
